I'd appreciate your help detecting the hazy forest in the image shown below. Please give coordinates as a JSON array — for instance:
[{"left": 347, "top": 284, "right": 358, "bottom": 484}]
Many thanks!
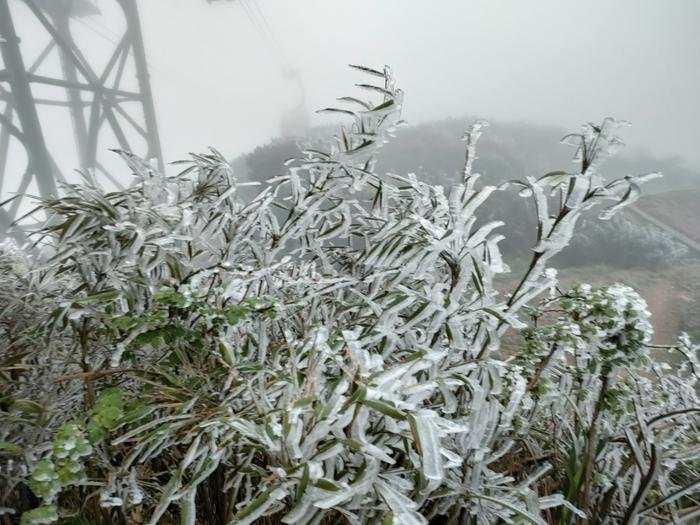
[{"left": 1, "top": 1, "right": 699, "bottom": 524}]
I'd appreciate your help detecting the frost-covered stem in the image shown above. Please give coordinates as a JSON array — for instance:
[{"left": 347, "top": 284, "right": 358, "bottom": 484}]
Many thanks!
[
  {"left": 591, "top": 455, "right": 635, "bottom": 525},
  {"left": 506, "top": 197, "right": 573, "bottom": 312},
  {"left": 476, "top": 250, "right": 543, "bottom": 359},
  {"left": 472, "top": 254, "right": 541, "bottom": 360},
  {"left": 507, "top": 252, "right": 544, "bottom": 310},
  {"left": 526, "top": 342, "right": 558, "bottom": 392},
  {"left": 499, "top": 201, "right": 574, "bottom": 336},
  {"left": 580, "top": 373, "right": 610, "bottom": 516},
  {"left": 180, "top": 489, "right": 196, "bottom": 525},
  {"left": 646, "top": 407, "right": 700, "bottom": 427},
  {"left": 78, "top": 317, "right": 95, "bottom": 408},
  {"left": 671, "top": 346, "right": 700, "bottom": 380},
  {"left": 439, "top": 250, "right": 460, "bottom": 293},
  {"left": 620, "top": 444, "right": 659, "bottom": 525},
  {"left": 54, "top": 367, "right": 142, "bottom": 382}
]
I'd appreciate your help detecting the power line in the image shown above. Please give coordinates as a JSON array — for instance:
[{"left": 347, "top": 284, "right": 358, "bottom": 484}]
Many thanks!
[
  {"left": 75, "top": 16, "right": 119, "bottom": 45},
  {"left": 249, "top": 0, "right": 282, "bottom": 53},
  {"left": 240, "top": 0, "right": 289, "bottom": 69}
]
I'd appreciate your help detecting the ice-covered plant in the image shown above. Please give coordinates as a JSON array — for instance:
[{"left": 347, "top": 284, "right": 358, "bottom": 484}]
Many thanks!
[
  {"left": 0, "top": 65, "right": 698, "bottom": 524},
  {"left": 514, "top": 284, "right": 699, "bottom": 522}
]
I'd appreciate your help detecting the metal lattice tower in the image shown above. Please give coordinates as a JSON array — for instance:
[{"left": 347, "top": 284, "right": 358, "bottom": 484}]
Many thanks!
[{"left": 0, "top": 0, "right": 162, "bottom": 233}]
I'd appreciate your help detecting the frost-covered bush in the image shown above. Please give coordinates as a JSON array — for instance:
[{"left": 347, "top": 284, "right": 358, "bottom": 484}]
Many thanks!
[{"left": 1, "top": 66, "right": 699, "bottom": 525}]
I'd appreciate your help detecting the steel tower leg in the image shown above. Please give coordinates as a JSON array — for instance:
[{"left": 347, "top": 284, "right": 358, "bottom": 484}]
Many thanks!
[
  {"left": 0, "top": 0, "right": 164, "bottom": 229},
  {"left": 119, "top": 0, "right": 163, "bottom": 171},
  {"left": 52, "top": 8, "right": 90, "bottom": 170},
  {"left": 0, "top": 0, "right": 58, "bottom": 201}
]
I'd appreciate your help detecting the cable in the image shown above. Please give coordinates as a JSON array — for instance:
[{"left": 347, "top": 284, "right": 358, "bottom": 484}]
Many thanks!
[
  {"left": 240, "top": 0, "right": 290, "bottom": 70},
  {"left": 240, "top": 0, "right": 267, "bottom": 45},
  {"left": 249, "top": 0, "right": 282, "bottom": 54},
  {"left": 86, "top": 14, "right": 122, "bottom": 41},
  {"left": 74, "top": 16, "right": 119, "bottom": 45}
]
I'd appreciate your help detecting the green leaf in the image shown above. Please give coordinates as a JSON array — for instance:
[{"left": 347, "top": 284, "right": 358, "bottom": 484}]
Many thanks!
[
  {"left": 86, "top": 420, "right": 105, "bottom": 445},
  {"left": 0, "top": 440, "right": 23, "bottom": 455},
  {"left": 362, "top": 399, "right": 407, "bottom": 420},
  {"left": 232, "top": 488, "right": 271, "bottom": 520},
  {"left": 342, "top": 438, "right": 363, "bottom": 451},
  {"left": 314, "top": 479, "right": 341, "bottom": 492},
  {"left": 224, "top": 305, "right": 250, "bottom": 325},
  {"left": 341, "top": 385, "right": 367, "bottom": 411},
  {"left": 296, "top": 464, "right": 309, "bottom": 503},
  {"left": 218, "top": 339, "right": 235, "bottom": 367},
  {"left": 12, "top": 399, "right": 44, "bottom": 415},
  {"left": 91, "top": 387, "right": 124, "bottom": 431},
  {"left": 84, "top": 288, "right": 120, "bottom": 303},
  {"left": 29, "top": 460, "right": 59, "bottom": 501},
  {"left": 110, "top": 315, "right": 138, "bottom": 331},
  {"left": 154, "top": 287, "right": 187, "bottom": 307},
  {"left": 292, "top": 397, "right": 313, "bottom": 408},
  {"left": 348, "top": 64, "right": 386, "bottom": 78},
  {"left": 20, "top": 505, "right": 58, "bottom": 525}
]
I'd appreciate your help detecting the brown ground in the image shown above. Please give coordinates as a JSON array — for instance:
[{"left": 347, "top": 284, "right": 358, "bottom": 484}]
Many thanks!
[{"left": 557, "top": 262, "right": 700, "bottom": 344}]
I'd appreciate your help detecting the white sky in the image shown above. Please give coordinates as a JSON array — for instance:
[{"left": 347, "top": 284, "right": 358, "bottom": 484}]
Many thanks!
[
  {"left": 2, "top": 0, "right": 699, "bottom": 194},
  {"left": 137, "top": 0, "right": 700, "bottom": 167}
]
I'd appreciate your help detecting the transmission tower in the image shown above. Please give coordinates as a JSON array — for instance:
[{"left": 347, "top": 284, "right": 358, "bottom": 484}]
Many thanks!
[{"left": 0, "top": 0, "right": 162, "bottom": 232}]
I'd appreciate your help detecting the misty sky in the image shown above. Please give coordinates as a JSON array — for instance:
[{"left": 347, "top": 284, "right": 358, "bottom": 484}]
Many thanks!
[
  {"left": 2, "top": 0, "right": 700, "bottom": 188},
  {"left": 136, "top": 0, "right": 700, "bottom": 167}
]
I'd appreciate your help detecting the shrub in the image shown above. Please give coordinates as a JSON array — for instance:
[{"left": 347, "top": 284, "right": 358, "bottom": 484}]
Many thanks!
[{"left": 1, "top": 66, "right": 698, "bottom": 524}]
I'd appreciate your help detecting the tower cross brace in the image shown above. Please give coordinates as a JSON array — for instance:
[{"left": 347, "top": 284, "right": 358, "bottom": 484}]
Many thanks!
[{"left": 0, "top": 0, "right": 162, "bottom": 235}]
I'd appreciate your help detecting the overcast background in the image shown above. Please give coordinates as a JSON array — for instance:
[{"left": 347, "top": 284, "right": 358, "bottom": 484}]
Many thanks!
[
  {"left": 2, "top": 0, "right": 699, "bottom": 184},
  {"left": 137, "top": 0, "right": 700, "bottom": 167}
]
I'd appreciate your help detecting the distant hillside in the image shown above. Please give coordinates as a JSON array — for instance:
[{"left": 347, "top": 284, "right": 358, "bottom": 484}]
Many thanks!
[
  {"left": 230, "top": 120, "right": 700, "bottom": 341},
  {"left": 234, "top": 118, "right": 700, "bottom": 193},
  {"left": 636, "top": 189, "right": 700, "bottom": 244},
  {"left": 231, "top": 118, "right": 699, "bottom": 270}
]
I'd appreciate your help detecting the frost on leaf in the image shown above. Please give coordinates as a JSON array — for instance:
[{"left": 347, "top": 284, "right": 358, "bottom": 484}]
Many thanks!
[{"left": 2, "top": 66, "right": 697, "bottom": 525}]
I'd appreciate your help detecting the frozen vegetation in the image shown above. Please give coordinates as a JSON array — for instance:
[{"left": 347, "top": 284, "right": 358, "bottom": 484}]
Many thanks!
[{"left": 1, "top": 66, "right": 699, "bottom": 524}]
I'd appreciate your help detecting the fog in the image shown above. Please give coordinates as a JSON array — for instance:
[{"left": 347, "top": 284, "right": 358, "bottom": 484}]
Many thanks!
[
  {"left": 136, "top": 0, "right": 699, "bottom": 167},
  {"left": 2, "top": 0, "right": 699, "bottom": 180},
  {"left": 3, "top": 4, "right": 700, "bottom": 520}
]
